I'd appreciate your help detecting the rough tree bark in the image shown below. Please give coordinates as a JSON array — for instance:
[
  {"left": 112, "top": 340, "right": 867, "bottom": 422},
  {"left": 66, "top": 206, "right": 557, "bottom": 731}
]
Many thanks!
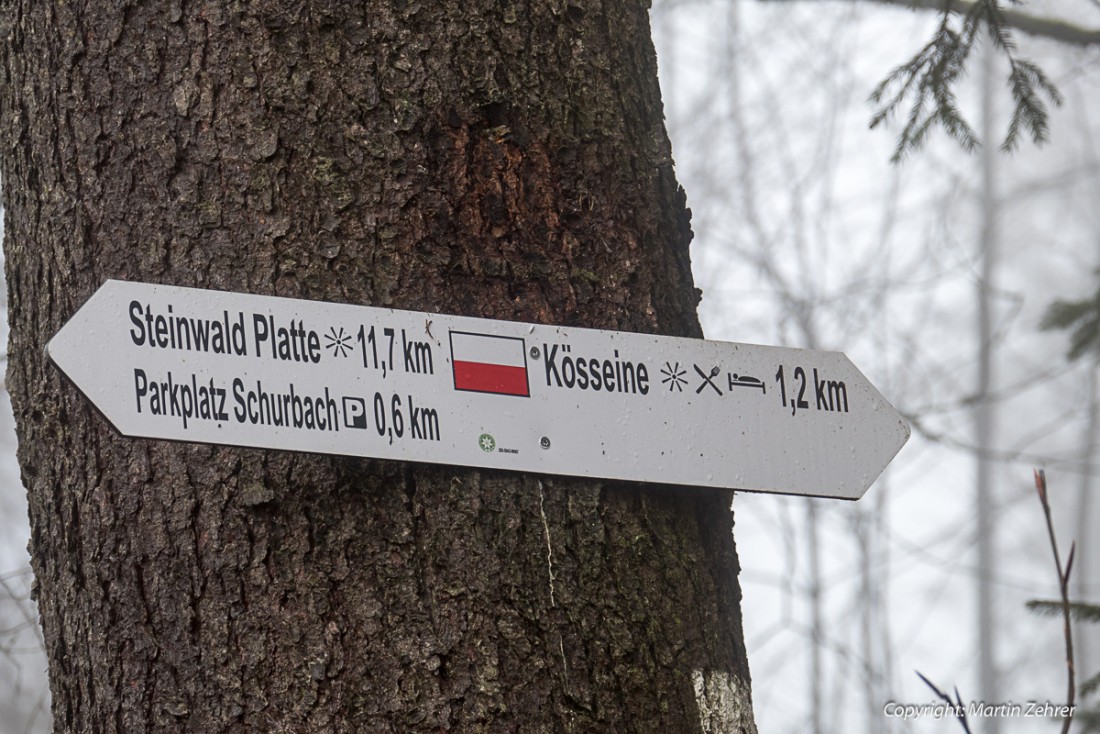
[{"left": 0, "top": 1, "right": 757, "bottom": 732}]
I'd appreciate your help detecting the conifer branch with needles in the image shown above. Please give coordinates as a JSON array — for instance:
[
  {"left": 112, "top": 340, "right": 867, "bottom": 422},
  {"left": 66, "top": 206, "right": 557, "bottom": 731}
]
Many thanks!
[{"left": 869, "top": 0, "right": 1062, "bottom": 160}]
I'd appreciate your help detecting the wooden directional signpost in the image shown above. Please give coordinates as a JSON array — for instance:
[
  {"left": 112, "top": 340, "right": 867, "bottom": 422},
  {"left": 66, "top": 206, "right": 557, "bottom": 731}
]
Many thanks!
[{"left": 47, "top": 280, "right": 909, "bottom": 499}]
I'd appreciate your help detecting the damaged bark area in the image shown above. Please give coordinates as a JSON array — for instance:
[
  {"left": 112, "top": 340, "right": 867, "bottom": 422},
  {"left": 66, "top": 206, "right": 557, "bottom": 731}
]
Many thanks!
[{"left": 0, "top": 1, "right": 756, "bottom": 732}]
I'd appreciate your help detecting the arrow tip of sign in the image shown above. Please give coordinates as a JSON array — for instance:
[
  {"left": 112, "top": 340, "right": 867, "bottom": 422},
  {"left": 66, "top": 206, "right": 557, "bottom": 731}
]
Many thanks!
[{"left": 44, "top": 334, "right": 65, "bottom": 369}]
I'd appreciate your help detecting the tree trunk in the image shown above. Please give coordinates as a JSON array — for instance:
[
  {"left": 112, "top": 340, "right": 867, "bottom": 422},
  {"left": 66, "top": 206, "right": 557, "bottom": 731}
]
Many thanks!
[
  {"left": 975, "top": 41, "right": 1000, "bottom": 731},
  {"left": 0, "top": 2, "right": 757, "bottom": 732}
]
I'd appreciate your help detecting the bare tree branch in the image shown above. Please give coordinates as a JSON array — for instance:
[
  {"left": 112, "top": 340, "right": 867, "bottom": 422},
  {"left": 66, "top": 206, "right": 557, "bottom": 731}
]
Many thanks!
[
  {"left": 915, "top": 671, "right": 973, "bottom": 733},
  {"left": 1034, "top": 469, "right": 1076, "bottom": 734},
  {"left": 761, "top": 0, "right": 1100, "bottom": 46}
]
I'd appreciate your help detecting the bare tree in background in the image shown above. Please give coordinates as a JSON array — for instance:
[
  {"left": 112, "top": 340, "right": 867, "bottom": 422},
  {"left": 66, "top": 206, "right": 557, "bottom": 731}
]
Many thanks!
[
  {"left": 0, "top": 262, "right": 50, "bottom": 732},
  {"left": 975, "top": 38, "right": 1002, "bottom": 733},
  {"left": 653, "top": 1, "right": 1100, "bottom": 733},
  {"left": 0, "top": 570, "right": 47, "bottom": 733}
]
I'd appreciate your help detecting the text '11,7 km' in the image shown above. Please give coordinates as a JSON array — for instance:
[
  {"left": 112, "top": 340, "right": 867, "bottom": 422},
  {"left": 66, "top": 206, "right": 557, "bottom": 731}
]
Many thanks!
[{"left": 48, "top": 280, "right": 910, "bottom": 500}]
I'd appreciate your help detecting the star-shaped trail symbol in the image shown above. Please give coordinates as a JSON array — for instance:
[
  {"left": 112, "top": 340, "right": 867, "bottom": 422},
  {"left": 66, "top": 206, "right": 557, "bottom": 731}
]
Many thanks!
[
  {"left": 324, "top": 326, "right": 353, "bottom": 358},
  {"left": 661, "top": 362, "right": 687, "bottom": 392}
]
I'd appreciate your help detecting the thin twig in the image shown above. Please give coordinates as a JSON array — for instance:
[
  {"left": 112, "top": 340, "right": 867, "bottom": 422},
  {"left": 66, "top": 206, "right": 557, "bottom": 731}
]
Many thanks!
[
  {"left": 916, "top": 670, "right": 972, "bottom": 733},
  {"left": 1034, "top": 468, "right": 1075, "bottom": 734}
]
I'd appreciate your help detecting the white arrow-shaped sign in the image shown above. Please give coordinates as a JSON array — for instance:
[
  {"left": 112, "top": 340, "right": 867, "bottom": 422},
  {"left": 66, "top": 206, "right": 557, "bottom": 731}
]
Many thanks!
[{"left": 47, "top": 280, "right": 909, "bottom": 499}]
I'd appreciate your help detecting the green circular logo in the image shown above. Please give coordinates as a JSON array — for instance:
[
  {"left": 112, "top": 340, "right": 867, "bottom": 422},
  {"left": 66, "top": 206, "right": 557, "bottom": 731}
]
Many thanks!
[{"left": 478, "top": 433, "right": 496, "bottom": 453}]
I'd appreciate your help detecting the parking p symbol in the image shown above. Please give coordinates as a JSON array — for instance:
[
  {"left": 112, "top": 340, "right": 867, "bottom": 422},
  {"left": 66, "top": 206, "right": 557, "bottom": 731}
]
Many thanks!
[{"left": 343, "top": 397, "right": 368, "bottom": 429}]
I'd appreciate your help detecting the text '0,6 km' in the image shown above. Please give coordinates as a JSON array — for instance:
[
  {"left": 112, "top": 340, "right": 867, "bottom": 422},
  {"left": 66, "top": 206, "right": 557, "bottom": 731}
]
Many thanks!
[{"left": 47, "top": 280, "right": 910, "bottom": 500}]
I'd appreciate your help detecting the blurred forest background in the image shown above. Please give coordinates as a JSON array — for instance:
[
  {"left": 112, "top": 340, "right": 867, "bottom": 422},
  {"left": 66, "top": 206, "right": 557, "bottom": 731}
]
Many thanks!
[{"left": 2, "top": 1, "right": 1100, "bottom": 732}]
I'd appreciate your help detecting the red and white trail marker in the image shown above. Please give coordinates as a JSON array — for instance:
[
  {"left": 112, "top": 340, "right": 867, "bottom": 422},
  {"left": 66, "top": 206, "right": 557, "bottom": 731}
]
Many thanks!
[
  {"left": 450, "top": 331, "right": 531, "bottom": 397},
  {"left": 47, "top": 280, "right": 909, "bottom": 499}
]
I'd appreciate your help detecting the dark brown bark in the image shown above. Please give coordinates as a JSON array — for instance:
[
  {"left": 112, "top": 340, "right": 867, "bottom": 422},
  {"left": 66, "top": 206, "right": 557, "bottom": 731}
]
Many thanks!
[{"left": 0, "top": 1, "right": 756, "bottom": 732}]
